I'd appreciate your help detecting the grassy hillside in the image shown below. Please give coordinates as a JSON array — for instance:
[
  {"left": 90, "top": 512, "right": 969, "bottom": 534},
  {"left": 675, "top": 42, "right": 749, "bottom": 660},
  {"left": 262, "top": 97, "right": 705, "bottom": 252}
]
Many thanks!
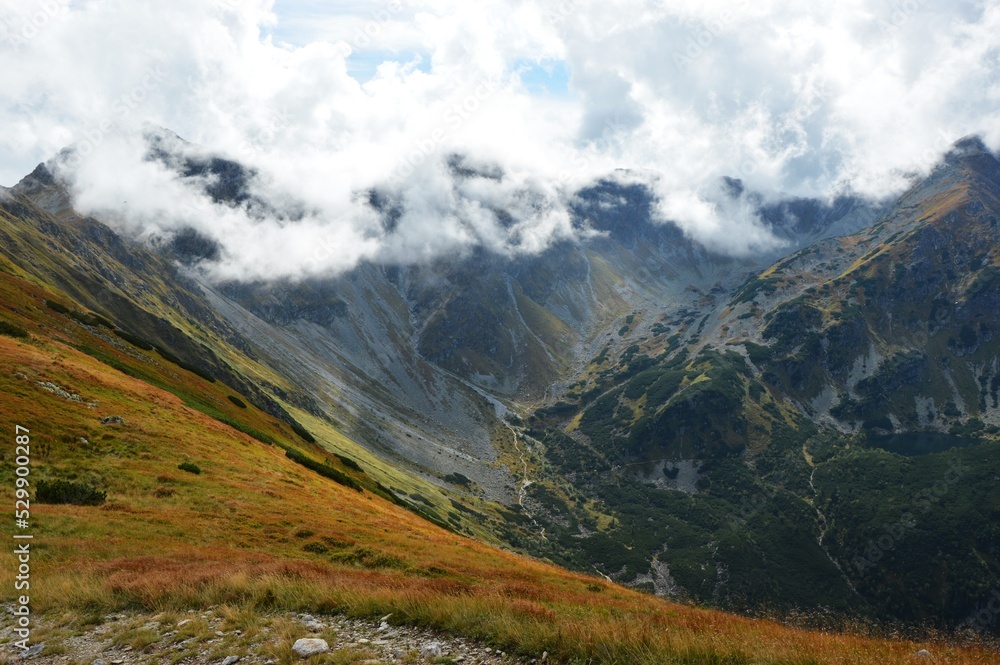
[{"left": 1, "top": 268, "right": 995, "bottom": 663}]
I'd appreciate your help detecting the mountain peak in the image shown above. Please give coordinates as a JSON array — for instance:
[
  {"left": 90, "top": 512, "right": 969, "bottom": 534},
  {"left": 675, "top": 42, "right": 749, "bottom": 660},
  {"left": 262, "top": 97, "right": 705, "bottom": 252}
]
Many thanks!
[
  {"left": 942, "top": 134, "right": 1000, "bottom": 181},
  {"left": 11, "top": 161, "right": 74, "bottom": 217},
  {"left": 15, "top": 162, "right": 57, "bottom": 191},
  {"left": 947, "top": 134, "right": 991, "bottom": 158}
]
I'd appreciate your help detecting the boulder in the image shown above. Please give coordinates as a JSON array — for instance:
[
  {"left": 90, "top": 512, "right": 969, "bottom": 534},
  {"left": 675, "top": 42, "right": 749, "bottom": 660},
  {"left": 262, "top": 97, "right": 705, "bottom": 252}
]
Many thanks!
[
  {"left": 421, "top": 642, "right": 444, "bottom": 658},
  {"left": 292, "top": 638, "right": 329, "bottom": 658},
  {"left": 19, "top": 643, "right": 44, "bottom": 659}
]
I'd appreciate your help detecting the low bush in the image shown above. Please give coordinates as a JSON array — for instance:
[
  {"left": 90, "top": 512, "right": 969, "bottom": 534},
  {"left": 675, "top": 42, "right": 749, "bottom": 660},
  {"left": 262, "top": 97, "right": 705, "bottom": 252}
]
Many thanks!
[
  {"left": 284, "top": 448, "right": 362, "bottom": 492},
  {"left": 227, "top": 395, "right": 248, "bottom": 409},
  {"left": 36, "top": 479, "right": 106, "bottom": 506},
  {"left": 0, "top": 320, "right": 29, "bottom": 338}
]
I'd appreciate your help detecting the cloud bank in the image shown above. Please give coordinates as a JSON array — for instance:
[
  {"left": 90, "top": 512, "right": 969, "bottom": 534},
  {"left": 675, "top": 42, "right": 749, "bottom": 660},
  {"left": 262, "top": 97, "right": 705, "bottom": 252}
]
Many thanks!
[{"left": 1, "top": 0, "right": 998, "bottom": 280}]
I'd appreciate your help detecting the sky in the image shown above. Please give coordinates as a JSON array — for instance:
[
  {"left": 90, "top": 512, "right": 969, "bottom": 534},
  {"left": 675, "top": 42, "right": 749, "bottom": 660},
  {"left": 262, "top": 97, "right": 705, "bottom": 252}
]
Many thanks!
[{"left": 0, "top": 0, "right": 998, "bottom": 281}]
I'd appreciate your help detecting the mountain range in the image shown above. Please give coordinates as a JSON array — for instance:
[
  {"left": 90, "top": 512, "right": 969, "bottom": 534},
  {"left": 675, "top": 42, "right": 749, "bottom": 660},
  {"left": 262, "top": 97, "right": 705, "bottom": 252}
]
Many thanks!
[{"left": 1, "top": 130, "right": 998, "bottom": 659}]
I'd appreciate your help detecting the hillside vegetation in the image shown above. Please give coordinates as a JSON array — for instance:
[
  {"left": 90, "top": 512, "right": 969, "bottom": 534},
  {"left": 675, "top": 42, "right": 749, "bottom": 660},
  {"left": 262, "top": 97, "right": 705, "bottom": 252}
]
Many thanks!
[{"left": 0, "top": 264, "right": 995, "bottom": 663}]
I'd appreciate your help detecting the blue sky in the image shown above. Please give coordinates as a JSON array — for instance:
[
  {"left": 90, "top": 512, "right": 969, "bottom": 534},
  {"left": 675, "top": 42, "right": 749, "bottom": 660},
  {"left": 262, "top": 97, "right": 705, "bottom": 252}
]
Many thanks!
[{"left": 268, "top": 1, "right": 571, "bottom": 92}]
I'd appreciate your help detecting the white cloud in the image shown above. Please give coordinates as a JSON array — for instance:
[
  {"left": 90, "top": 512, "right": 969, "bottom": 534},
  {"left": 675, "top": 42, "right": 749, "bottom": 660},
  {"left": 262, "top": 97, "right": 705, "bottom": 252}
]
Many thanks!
[{"left": 0, "top": 0, "right": 997, "bottom": 280}]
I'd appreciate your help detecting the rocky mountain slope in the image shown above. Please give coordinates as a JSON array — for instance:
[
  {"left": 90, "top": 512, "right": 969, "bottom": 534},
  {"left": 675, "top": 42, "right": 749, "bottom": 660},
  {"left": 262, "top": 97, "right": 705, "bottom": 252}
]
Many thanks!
[
  {"left": 1, "top": 132, "right": 996, "bottom": 640},
  {"left": 519, "top": 137, "right": 1000, "bottom": 632},
  {"left": 2, "top": 213, "right": 987, "bottom": 664}
]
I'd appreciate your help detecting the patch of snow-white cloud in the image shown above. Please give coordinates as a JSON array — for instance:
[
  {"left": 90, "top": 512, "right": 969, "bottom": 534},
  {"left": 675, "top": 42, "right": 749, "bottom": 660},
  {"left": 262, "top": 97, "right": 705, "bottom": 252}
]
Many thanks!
[{"left": 0, "top": 0, "right": 996, "bottom": 279}]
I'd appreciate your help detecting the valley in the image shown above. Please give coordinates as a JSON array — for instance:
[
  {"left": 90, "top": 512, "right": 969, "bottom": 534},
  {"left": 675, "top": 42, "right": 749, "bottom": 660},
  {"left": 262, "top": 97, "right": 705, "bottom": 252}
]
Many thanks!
[{"left": 0, "top": 134, "right": 998, "bottom": 663}]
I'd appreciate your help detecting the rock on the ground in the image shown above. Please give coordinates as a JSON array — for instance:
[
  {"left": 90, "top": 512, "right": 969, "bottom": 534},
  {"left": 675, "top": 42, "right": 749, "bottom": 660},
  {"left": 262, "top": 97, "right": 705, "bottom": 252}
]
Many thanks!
[
  {"left": 19, "top": 643, "right": 44, "bottom": 659},
  {"left": 292, "top": 638, "right": 329, "bottom": 657},
  {"left": 421, "top": 641, "right": 444, "bottom": 658},
  {"left": 221, "top": 657, "right": 240, "bottom": 665},
  {"left": 915, "top": 649, "right": 932, "bottom": 658}
]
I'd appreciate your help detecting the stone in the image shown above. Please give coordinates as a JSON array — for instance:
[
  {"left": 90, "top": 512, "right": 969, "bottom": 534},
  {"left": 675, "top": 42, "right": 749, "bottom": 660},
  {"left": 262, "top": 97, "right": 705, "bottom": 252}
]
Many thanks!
[
  {"left": 19, "top": 643, "right": 44, "bottom": 659},
  {"left": 177, "top": 619, "right": 192, "bottom": 627},
  {"left": 303, "top": 619, "right": 325, "bottom": 632},
  {"left": 100, "top": 415, "right": 125, "bottom": 425},
  {"left": 421, "top": 642, "right": 444, "bottom": 658},
  {"left": 292, "top": 638, "right": 329, "bottom": 658},
  {"left": 221, "top": 657, "right": 241, "bottom": 665},
  {"left": 915, "top": 650, "right": 932, "bottom": 658}
]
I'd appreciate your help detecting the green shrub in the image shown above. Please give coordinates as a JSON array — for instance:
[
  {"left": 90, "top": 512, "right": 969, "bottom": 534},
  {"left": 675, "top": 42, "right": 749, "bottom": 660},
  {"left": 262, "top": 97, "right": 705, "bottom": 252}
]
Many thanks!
[
  {"left": 290, "top": 421, "right": 316, "bottom": 443},
  {"left": 227, "top": 395, "right": 248, "bottom": 409},
  {"left": 0, "top": 320, "right": 29, "bottom": 338},
  {"left": 320, "top": 536, "right": 354, "bottom": 549},
  {"left": 330, "top": 547, "right": 407, "bottom": 570},
  {"left": 178, "top": 462, "right": 202, "bottom": 475},
  {"left": 336, "top": 454, "right": 363, "bottom": 473},
  {"left": 112, "top": 329, "right": 155, "bottom": 351},
  {"left": 153, "top": 345, "right": 216, "bottom": 383},
  {"left": 43, "top": 299, "right": 70, "bottom": 314},
  {"left": 284, "top": 448, "right": 362, "bottom": 492},
  {"left": 444, "top": 472, "right": 471, "bottom": 487},
  {"left": 68, "top": 310, "right": 114, "bottom": 329},
  {"left": 35, "top": 479, "right": 106, "bottom": 506}
]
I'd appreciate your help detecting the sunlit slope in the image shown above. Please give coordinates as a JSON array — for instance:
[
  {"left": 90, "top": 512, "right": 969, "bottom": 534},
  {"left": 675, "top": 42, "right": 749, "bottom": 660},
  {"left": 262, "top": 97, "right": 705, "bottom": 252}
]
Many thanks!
[
  {"left": 0, "top": 180, "right": 512, "bottom": 541},
  {"left": 0, "top": 276, "right": 993, "bottom": 663}
]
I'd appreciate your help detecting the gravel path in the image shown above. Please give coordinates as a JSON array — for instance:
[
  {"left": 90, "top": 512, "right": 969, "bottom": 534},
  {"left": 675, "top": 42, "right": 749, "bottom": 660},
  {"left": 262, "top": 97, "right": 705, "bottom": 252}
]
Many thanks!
[{"left": 0, "top": 606, "right": 542, "bottom": 665}]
